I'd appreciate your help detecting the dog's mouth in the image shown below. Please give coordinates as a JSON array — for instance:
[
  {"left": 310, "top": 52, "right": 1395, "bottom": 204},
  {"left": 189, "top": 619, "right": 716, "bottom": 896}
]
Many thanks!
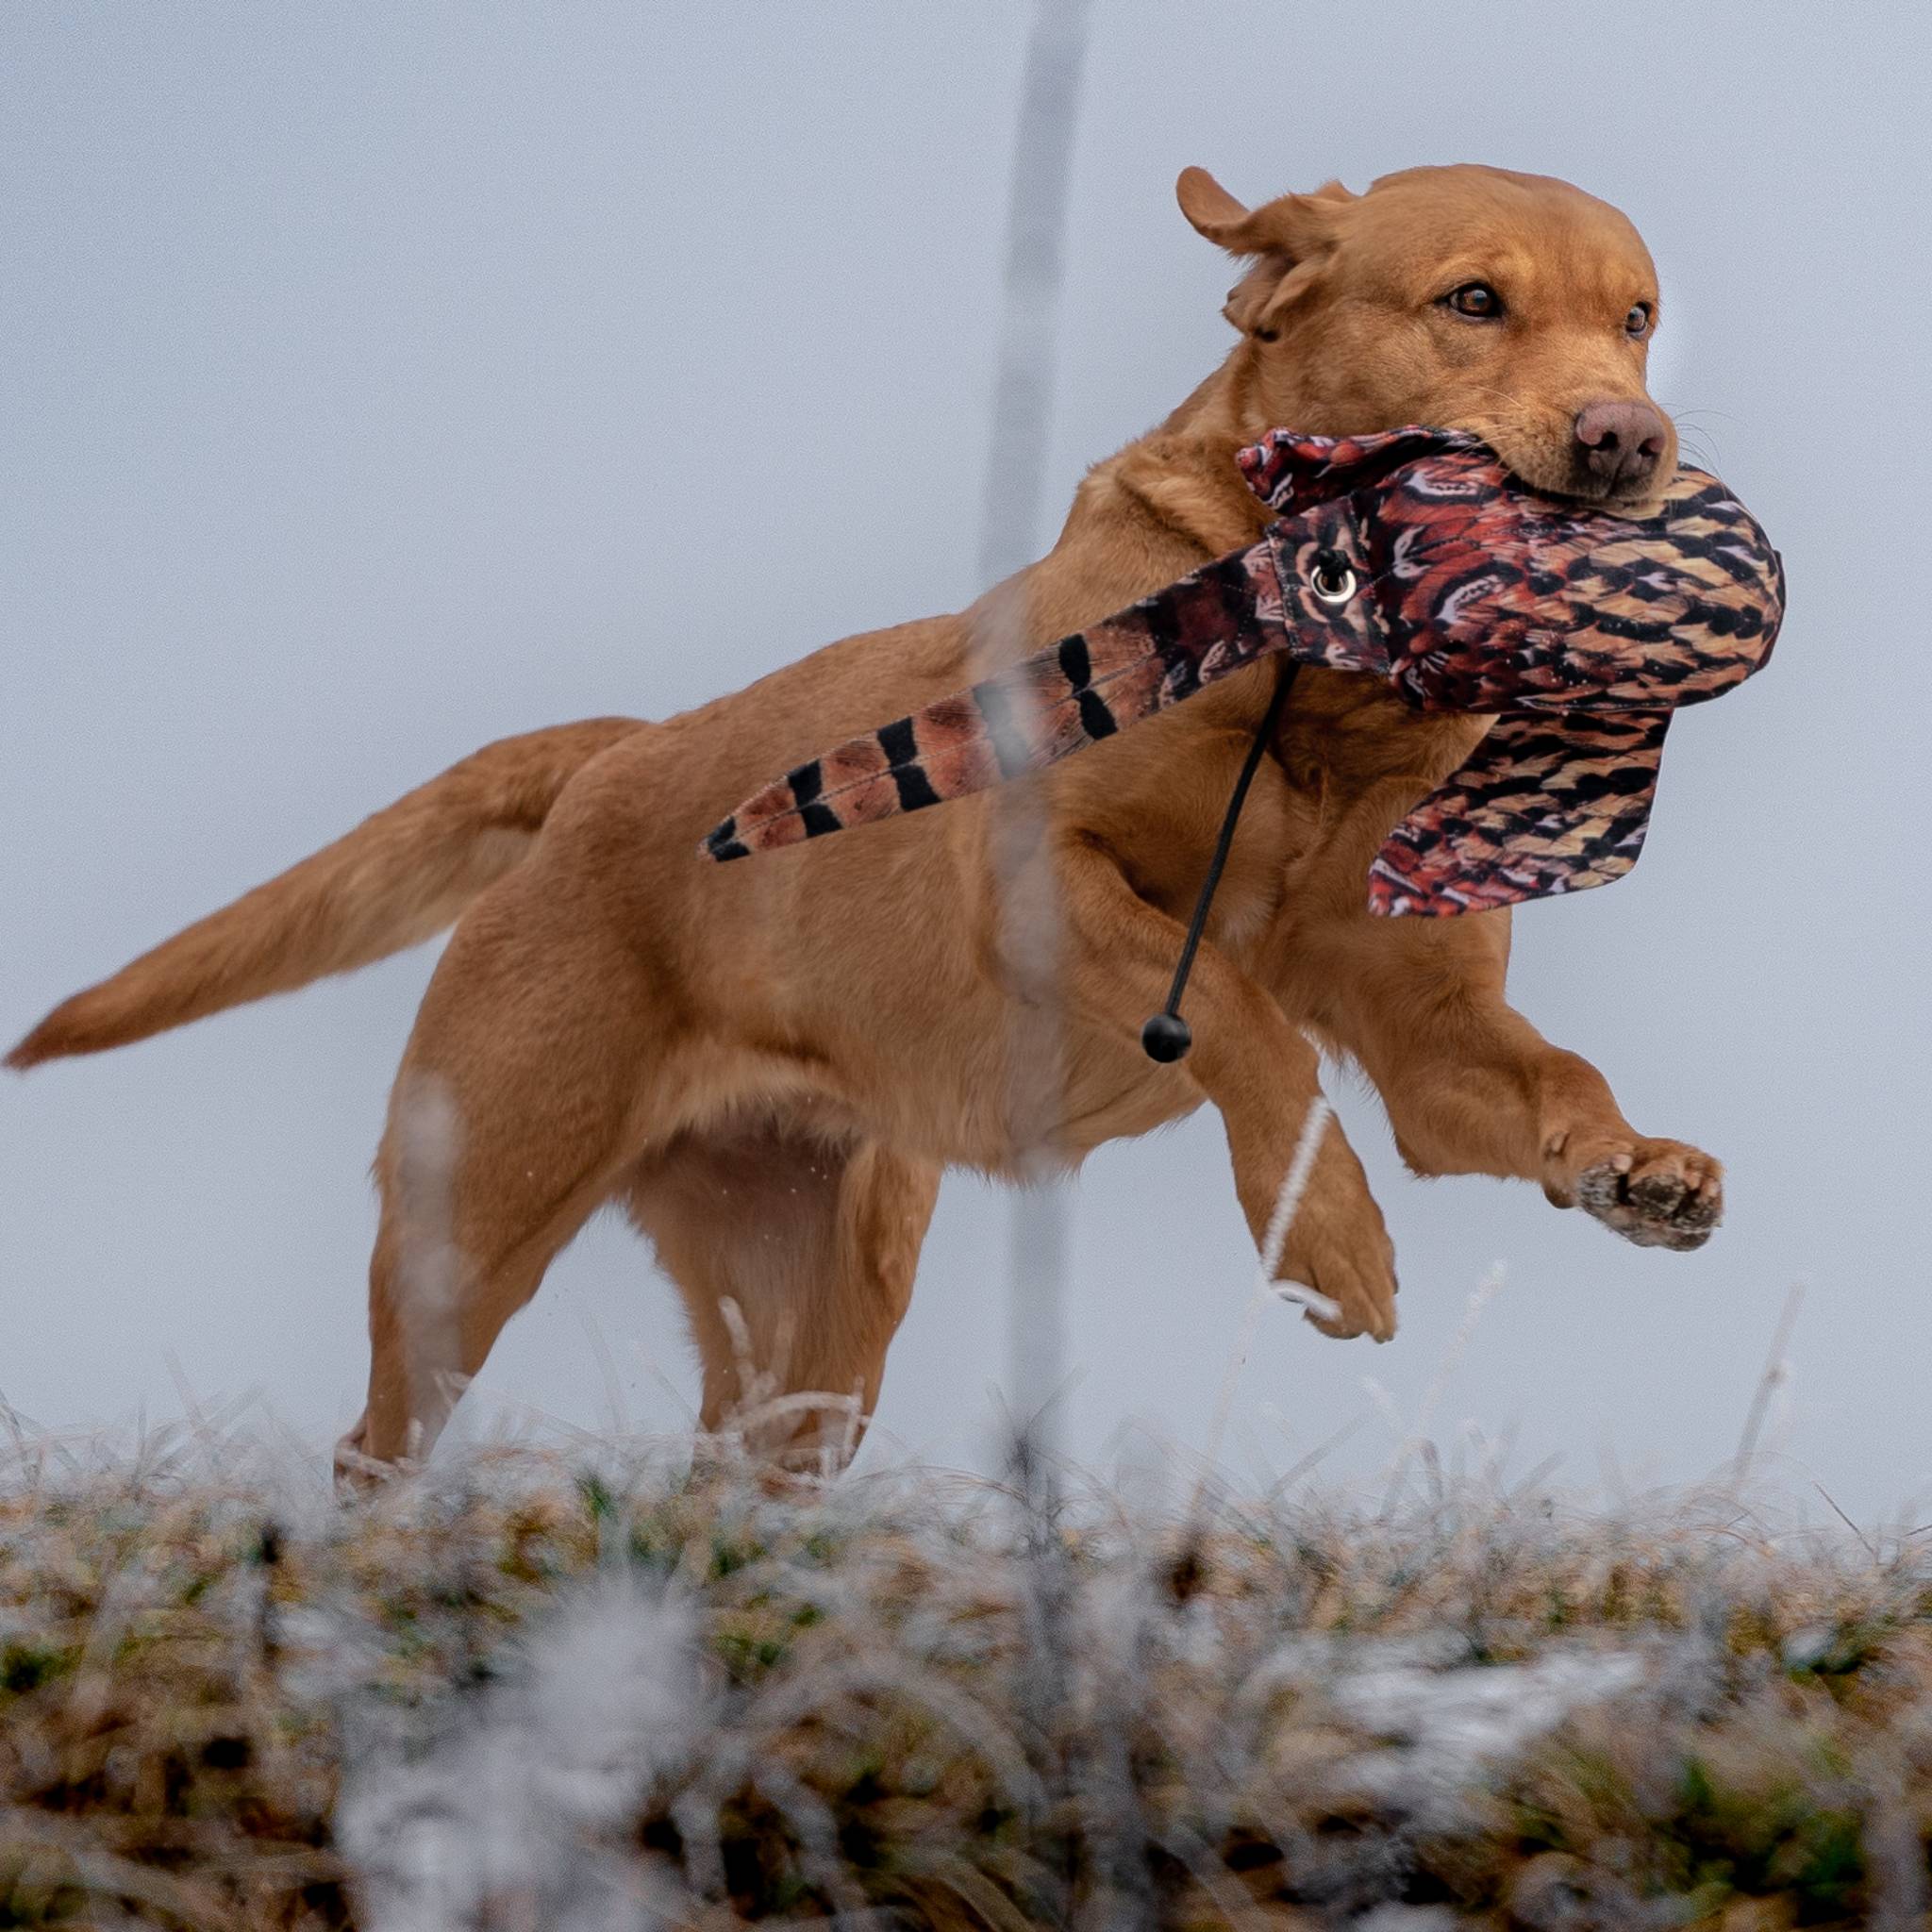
[
  {"left": 1474, "top": 433, "right": 1674, "bottom": 522},
  {"left": 1541, "top": 475, "right": 1673, "bottom": 520}
]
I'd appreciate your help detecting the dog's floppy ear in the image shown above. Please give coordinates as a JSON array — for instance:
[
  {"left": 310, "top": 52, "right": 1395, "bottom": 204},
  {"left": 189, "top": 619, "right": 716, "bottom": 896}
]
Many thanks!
[{"left": 1176, "top": 166, "right": 1350, "bottom": 341}]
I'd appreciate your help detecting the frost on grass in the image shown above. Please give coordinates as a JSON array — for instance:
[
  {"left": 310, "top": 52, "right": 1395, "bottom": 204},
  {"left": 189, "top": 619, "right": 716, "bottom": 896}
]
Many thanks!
[
  {"left": 3, "top": 1421, "right": 1932, "bottom": 1928},
  {"left": 333, "top": 1579, "right": 696, "bottom": 1931}
]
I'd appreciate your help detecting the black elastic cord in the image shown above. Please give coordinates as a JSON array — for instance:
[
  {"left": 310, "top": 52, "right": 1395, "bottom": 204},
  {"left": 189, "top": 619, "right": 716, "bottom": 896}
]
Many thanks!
[{"left": 1141, "top": 665, "right": 1297, "bottom": 1062}]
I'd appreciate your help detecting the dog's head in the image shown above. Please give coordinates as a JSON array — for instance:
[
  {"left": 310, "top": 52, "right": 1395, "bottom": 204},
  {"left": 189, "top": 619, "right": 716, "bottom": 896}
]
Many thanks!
[{"left": 1179, "top": 162, "right": 1674, "bottom": 514}]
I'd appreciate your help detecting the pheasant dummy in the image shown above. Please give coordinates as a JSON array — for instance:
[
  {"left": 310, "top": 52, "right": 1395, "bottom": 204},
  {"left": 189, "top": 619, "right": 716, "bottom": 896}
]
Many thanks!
[{"left": 704, "top": 426, "right": 1783, "bottom": 920}]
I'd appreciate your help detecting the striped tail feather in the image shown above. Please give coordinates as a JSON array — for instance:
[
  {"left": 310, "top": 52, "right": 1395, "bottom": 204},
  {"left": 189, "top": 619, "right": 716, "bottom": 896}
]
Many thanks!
[{"left": 703, "top": 553, "right": 1278, "bottom": 861}]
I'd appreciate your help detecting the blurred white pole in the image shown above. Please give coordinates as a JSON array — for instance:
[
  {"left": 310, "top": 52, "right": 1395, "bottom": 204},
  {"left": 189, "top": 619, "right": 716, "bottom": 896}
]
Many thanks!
[
  {"left": 975, "top": 0, "right": 1091, "bottom": 1456},
  {"left": 978, "top": 0, "right": 1090, "bottom": 591}
]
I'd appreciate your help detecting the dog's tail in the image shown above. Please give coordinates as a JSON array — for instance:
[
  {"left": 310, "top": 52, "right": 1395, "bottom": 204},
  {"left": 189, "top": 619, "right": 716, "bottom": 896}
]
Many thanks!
[{"left": 8, "top": 717, "right": 643, "bottom": 1071}]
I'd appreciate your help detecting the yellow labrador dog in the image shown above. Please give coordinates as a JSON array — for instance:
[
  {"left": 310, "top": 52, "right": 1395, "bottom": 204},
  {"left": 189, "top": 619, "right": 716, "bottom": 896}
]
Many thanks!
[{"left": 12, "top": 165, "right": 1715, "bottom": 1478}]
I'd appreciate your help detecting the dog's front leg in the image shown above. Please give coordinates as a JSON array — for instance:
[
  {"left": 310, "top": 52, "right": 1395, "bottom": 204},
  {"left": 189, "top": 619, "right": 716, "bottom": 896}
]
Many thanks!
[
  {"left": 1046, "top": 839, "right": 1398, "bottom": 1340},
  {"left": 1288, "top": 910, "right": 1723, "bottom": 1252}
]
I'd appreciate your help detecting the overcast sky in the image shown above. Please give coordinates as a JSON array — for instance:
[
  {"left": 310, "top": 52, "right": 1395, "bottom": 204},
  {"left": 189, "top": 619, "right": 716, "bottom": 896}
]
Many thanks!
[{"left": 5, "top": 3, "right": 1927, "bottom": 1518}]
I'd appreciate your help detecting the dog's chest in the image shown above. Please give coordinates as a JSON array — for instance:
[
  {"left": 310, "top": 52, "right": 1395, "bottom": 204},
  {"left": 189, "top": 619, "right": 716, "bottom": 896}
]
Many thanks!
[
  {"left": 1217, "top": 685, "right": 1486, "bottom": 896},
  {"left": 1234, "top": 688, "right": 1492, "bottom": 955},
  {"left": 1282, "top": 673, "right": 1492, "bottom": 802}
]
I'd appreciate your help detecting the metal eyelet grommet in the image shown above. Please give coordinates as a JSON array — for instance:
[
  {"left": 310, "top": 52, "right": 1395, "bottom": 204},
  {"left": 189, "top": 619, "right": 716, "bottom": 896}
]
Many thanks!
[{"left": 1308, "top": 557, "right": 1357, "bottom": 606}]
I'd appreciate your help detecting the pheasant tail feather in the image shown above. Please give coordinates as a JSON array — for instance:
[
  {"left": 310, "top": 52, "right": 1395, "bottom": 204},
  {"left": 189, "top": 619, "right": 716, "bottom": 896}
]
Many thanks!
[{"left": 704, "top": 548, "right": 1286, "bottom": 859}]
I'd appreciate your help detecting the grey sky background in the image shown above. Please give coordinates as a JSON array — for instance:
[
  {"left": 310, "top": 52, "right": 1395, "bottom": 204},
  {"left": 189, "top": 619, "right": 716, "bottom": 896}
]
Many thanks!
[{"left": 5, "top": 4, "right": 1927, "bottom": 1515}]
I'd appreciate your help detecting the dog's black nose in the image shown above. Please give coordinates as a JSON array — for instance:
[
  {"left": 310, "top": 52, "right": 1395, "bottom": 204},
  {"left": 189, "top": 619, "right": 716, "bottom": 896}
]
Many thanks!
[{"left": 1574, "top": 399, "right": 1669, "bottom": 491}]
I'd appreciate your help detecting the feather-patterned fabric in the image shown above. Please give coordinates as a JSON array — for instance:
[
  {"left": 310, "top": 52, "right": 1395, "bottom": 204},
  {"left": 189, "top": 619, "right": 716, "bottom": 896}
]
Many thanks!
[{"left": 704, "top": 428, "right": 1783, "bottom": 916}]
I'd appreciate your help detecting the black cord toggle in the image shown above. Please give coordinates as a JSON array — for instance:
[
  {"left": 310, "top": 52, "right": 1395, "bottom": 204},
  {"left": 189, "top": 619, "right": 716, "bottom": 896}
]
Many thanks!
[{"left": 1141, "top": 665, "right": 1298, "bottom": 1061}]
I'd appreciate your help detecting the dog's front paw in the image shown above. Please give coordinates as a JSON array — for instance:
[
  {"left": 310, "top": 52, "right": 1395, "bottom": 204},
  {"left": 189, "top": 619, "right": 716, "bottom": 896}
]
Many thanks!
[
  {"left": 1277, "top": 1170, "right": 1400, "bottom": 1341},
  {"left": 1556, "top": 1136, "right": 1724, "bottom": 1252}
]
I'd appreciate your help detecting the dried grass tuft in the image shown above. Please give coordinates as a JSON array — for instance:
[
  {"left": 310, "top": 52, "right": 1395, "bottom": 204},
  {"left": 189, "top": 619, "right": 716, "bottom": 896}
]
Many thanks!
[{"left": 3, "top": 1416, "right": 1929, "bottom": 1928}]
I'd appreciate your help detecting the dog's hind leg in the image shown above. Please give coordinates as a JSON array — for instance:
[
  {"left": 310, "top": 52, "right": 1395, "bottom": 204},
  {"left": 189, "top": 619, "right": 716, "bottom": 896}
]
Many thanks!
[
  {"left": 337, "top": 878, "right": 662, "bottom": 1481},
  {"left": 625, "top": 1127, "right": 941, "bottom": 1473}
]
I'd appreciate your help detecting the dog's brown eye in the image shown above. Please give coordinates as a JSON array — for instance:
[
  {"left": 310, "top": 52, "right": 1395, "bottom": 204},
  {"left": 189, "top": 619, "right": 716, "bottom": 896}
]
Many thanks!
[
  {"left": 1445, "top": 282, "right": 1501, "bottom": 319},
  {"left": 1624, "top": 302, "right": 1653, "bottom": 337}
]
